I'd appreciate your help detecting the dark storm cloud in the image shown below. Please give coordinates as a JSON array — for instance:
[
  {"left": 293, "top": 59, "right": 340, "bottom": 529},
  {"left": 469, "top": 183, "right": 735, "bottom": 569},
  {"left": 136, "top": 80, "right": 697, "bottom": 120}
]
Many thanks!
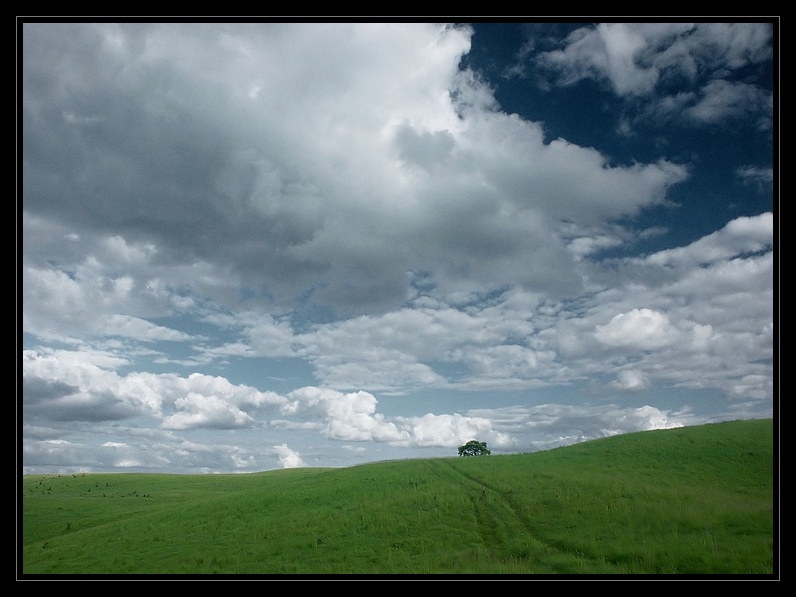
[
  {"left": 23, "top": 24, "right": 333, "bottom": 312},
  {"left": 22, "top": 376, "right": 79, "bottom": 405},
  {"left": 23, "top": 23, "right": 691, "bottom": 319},
  {"left": 23, "top": 377, "right": 140, "bottom": 423}
]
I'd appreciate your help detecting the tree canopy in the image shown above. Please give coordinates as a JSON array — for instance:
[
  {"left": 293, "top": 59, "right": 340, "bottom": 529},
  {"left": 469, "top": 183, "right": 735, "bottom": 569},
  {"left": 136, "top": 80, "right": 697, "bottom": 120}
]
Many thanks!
[{"left": 457, "top": 440, "right": 491, "bottom": 457}]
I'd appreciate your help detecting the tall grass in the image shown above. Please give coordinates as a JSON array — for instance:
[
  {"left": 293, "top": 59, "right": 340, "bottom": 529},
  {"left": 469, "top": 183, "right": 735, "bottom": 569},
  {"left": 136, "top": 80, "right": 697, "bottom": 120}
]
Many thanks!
[{"left": 20, "top": 419, "right": 775, "bottom": 576}]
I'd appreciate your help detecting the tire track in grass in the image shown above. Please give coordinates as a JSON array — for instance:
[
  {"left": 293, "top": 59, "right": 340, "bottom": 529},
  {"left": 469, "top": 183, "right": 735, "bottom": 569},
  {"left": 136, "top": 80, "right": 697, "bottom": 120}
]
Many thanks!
[
  {"left": 418, "top": 460, "right": 539, "bottom": 558},
  {"left": 422, "top": 458, "right": 609, "bottom": 570}
]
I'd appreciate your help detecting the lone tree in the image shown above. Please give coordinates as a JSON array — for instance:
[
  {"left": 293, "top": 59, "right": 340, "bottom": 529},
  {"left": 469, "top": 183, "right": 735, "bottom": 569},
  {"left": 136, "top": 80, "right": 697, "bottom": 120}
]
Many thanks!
[{"left": 458, "top": 440, "right": 491, "bottom": 457}]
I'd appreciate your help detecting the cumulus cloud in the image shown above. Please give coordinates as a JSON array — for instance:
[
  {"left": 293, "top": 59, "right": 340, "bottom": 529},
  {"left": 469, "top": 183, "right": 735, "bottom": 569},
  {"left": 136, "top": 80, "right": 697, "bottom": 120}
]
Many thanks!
[
  {"left": 22, "top": 347, "right": 517, "bottom": 452},
  {"left": 23, "top": 199, "right": 773, "bottom": 427},
  {"left": 398, "top": 413, "right": 514, "bottom": 448},
  {"left": 469, "top": 403, "right": 685, "bottom": 453},
  {"left": 280, "top": 387, "right": 512, "bottom": 448},
  {"left": 21, "top": 22, "right": 774, "bottom": 474},
  {"left": 162, "top": 393, "right": 256, "bottom": 430},
  {"left": 22, "top": 350, "right": 287, "bottom": 428},
  {"left": 594, "top": 308, "right": 679, "bottom": 350},
  {"left": 22, "top": 22, "right": 693, "bottom": 320},
  {"left": 273, "top": 444, "right": 306, "bottom": 469},
  {"left": 612, "top": 369, "right": 650, "bottom": 392}
]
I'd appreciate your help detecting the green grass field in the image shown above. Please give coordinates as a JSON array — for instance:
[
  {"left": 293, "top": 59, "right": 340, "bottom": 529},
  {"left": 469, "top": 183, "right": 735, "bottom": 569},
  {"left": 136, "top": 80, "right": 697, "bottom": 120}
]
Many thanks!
[{"left": 20, "top": 418, "right": 776, "bottom": 576}]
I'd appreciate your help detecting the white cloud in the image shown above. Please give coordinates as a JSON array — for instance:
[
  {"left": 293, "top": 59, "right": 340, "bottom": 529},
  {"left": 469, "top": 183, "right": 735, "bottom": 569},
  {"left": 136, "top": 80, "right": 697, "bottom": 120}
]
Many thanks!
[
  {"left": 278, "top": 386, "right": 515, "bottom": 449},
  {"left": 102, "top": 314, "right": 193, "bottom": 342},
  {"left": 596, "top": 23, "right": 661, "bottom": 95},
  {"left": 273, "top": 444, "right": 306, "bottom": 469},
  {"left": 468, "top": 403, "right": 686, "bottom": 453},
  {"left": 21, "top": 22, "right": 774, "bottom": 475},
  {"left": 642, "top": 212, "right": 772, "bottom": 267},
  {"left": 23, "top": 350, "right": 288, "bottom": 428},
  {"left": 23, "top": 199, "right": 773, "bottom": 424},
  {"left": 684, "top": 79, "right": 772, "bottom": 123},
  {"left": 737, "top": 165, "right": 773, "bottom": 186},
  {"left": 162, "top": 393, "right": 256, "bottom": 430},
  {"left": 22, "top": 221, "right": 239, "bottom": 344},
  {"left": 537, "top": 23, "right": 771, "bottom": 95},
  {"left": 281, "top": 387, "right": 405, "bottom": 442},
  {"left": 594, "top": 308, "right": 679, "bottom": 350},
  {"left": 536, "top": 23, "right": 694, "bottom": 95},
  {"left": 613, "top": 369, "right": 650, "bottom": 392},
  {"left": 399, "top": 413, "right": 514, "bottom": 448},
  {"left": 535, "top": 22, "right": 773, "bottom": 129},
  {"left": 567, "top": 234, "right": 624, "bottom": 261},
  {"left": 23, "top": 23, "right": 691, "bottom": 318}
]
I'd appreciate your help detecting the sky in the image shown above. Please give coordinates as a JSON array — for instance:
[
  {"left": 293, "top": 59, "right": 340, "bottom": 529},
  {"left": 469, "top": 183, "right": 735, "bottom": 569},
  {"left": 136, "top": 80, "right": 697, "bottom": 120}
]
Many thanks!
[{"left": 20, "top": 20, "right": 777, "bottom": 475}]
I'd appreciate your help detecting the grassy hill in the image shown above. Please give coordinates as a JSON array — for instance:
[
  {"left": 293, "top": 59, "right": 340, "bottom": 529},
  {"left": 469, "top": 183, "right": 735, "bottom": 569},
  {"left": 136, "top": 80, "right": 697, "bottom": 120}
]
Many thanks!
[{"left": 20, "top": 418, "right": 776, "bottom": 576}]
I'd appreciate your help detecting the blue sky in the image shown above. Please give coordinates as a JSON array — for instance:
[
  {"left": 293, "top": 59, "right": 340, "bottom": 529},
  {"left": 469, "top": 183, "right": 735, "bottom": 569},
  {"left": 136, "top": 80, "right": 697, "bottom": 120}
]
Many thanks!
[{"left": 21, "top": 21, "right": 776, "bottom": 474}]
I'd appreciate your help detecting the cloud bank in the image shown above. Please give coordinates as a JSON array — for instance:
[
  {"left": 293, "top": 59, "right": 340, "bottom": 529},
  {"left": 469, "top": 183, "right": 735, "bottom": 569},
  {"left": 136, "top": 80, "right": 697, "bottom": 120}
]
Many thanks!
[{"left": 21, "top": 22, "right": 774, "bottom": 473}]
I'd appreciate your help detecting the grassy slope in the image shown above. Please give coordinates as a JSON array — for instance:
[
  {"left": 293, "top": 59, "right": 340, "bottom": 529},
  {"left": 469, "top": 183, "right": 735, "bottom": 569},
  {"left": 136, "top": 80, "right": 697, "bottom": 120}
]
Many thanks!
[{"left": 20, "top": 418, "right": 775, "bottom": 576}]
